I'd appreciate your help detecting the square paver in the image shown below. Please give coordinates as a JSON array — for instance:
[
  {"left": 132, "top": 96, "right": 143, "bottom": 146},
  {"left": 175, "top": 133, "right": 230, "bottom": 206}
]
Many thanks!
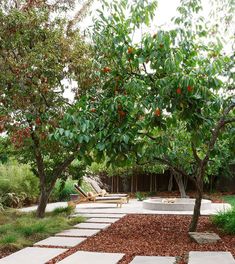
[
  {"left": 130, "top": 256, "right": 176, "bottom": 264},
  {"left": 86, "top": 218, "right": 119, "bottom": 223},
  {"left": 34, "top": 236, "right": 86, "bottom": 247},
  {"left": 0, "top": 247, "right": 66, "bottom": 264},
  {"left": 188, "top": 251, "right": 235, "bottom": 264},
  {"left": 189, "top": 232, "right": 221, "bottom": 244},
  {"left": 74, "top": 223, "right": 111, "bottom": 229},
  {"left": 55, "top": 229, "right": 100, "bottom": 237},
  {"left": 57, "top": 251, "right": 124, "bottom": 264},
  {"left": 74, "top": 213, "right": 126, "bottom": 218}
]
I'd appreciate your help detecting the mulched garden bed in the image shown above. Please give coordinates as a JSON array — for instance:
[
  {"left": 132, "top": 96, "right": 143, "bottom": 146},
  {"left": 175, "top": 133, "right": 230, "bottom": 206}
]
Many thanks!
[{"left": 47, "top": 214, "right": 235, "bottom": 264}]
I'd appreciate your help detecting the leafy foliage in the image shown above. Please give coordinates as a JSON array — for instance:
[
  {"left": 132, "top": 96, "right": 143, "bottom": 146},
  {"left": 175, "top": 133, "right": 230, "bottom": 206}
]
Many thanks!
[
  {"left": 0, "top": 160, "right": 39, "bottom": 207},
  {"left": 0, "top": 1, "right": 96, "bottom": 217},
  {"left": 89, "top": 0, "right": 235, "bottom": 231},
  {"left": 212, "top": 207, "right": 235, "bottom": 234}
]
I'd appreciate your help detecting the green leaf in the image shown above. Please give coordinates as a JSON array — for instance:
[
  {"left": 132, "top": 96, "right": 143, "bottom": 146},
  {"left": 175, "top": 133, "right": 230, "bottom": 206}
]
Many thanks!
[
  {"left": 59, "top": 128, "right": 64, "bottom": 135},
  {"left": 97, "top": 142, "right": 105, "bottom": 151}
]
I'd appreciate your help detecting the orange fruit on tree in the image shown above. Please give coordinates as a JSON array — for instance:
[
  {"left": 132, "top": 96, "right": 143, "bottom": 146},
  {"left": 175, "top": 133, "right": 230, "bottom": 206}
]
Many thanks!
[
  {"left": 176, "top": 87, "right": 182, "bottom": 94},
  {"left": 187, "top": 85, "right": 193, "bottom": 92},
  {"left": 102, "top": 67, "right": 111, "bottom": 73},
  {"left": 128, "top": 47, "right": 133, "bottom": 54},
  {"left": 155, "top": 108, "right": 161, "bottom": 117}
]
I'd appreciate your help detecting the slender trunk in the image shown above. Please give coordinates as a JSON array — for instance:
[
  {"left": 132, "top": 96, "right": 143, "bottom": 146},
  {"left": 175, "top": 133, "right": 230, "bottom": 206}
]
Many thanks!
[
  {"left": 155, "top": 174, "right": 157, "bottom": 192},
  {"left": 168, "top": 174, "right": 173, "bottom": 191},
  {"left": 150, "top": 174, "right": 152, "bottom": 192},
  {"left": 174, "top": 173, "right": 187, "bottom": 198},
  {"left": 36, "top": 188, "right": 50, "bottom": 218},
  {"left": 135, "top": 174, "right": 138, "bottom": 192},
  {"left": 116, "top": 176, "right": 119, "bottom": 193},
  {"left": 131, "top": 175, "right": 134, "bottom": 193},
  {"left": 189, "top": 178, "right": 203, "bottom": 232}
]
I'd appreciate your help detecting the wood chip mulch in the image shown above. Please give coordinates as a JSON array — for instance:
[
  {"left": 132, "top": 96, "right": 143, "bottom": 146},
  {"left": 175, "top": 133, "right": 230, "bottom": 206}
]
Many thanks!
[{"left": 46, "top": 214, "right": 235, "bottom": 264}]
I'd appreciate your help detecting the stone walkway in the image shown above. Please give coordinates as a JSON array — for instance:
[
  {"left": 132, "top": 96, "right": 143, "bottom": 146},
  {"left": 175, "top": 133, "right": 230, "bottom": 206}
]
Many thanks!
[{"left": 3, "top": 200, "right": 234, "bottom": 264}]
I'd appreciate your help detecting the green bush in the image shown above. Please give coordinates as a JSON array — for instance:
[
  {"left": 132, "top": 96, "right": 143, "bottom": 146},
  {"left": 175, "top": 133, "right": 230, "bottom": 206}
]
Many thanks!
[
  {"left": 223, "top": 195, "right": 235, "bottom": 207},
  {"left": 50, "top": 178, "right": 77, "bottom": 202},
  {"left": 212, "top": 207, "right": 235, "bottom": 234},
  {"left": 51, "top": 178, "right": 94, "bottom": 202},
  {"left": 0, "top": 161, "right": 39, "bottom": 207},
  {"left": 135, "top": 192, "right": 146, "bottom": 201}
]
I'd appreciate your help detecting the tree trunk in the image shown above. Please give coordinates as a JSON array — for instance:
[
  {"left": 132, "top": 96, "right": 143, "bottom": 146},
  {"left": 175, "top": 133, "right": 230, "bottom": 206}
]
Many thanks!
[
  {"left": 174, "top": 173, "right": 188, "bottom": 198},
  {"left": 189, "top": 178, "right": 203, "bottom": 232},
  {"left": 150, "top": 174, "right": 152, "bottom": 192},
  {"left": 36, "top": 188, "right": 50, "bottom": 218},
  {"left": 168, "top": 174, "right": 173, "bottom": 191},
  {"left": 135, "top": 174, "right": 138, "bottom": 192}
]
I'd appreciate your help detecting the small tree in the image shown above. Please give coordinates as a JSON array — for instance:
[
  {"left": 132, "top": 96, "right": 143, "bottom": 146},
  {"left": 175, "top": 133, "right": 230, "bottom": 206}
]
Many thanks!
[
  {"left": 0, "top": 1, "right": 96, "bottom": 217},
  {"left": 91, "top": 0, "right": 235, "bottom": 231}
]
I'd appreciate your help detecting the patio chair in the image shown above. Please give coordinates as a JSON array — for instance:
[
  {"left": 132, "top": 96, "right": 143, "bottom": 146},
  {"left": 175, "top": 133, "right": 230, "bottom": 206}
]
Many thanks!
[
  {"left": 89, "top": 179, "right": 129, "bottom": 203},
  {"left": 73, "top": 184, "right": 126, "bottom": 208}
]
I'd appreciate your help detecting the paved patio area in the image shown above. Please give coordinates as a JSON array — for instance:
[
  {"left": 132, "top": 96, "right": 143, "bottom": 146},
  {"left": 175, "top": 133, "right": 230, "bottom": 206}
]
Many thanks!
[
  {"left": 19, "top": 199, "right": 231, "bottom": 216},
  {"left": 73, "top": 199, "right": 231, "bottom": 216}
]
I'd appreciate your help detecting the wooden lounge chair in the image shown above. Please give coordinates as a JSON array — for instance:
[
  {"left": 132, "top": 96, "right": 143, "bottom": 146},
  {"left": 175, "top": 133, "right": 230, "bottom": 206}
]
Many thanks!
[
  {"left": 73, "top": 185, "right": 126, "bottom": 208},
  {"left": 89, "top": 179, "right": 130, "bottom": 203}
]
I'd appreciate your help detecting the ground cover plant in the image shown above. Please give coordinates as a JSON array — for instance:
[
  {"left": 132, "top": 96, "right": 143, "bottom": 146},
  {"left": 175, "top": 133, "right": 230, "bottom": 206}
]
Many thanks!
[
  {"left": 212, "top": 195, "right": 235, "bottom": 234},
  {"left": 0, "top": 207, "right": 84, "bottom": 258},
  {"left": 212, "top": 207, "right": 235, "bottom": 235}
]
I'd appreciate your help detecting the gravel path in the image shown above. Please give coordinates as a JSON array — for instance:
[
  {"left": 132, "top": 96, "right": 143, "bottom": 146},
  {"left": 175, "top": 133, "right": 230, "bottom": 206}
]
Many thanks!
[{"left": 47, "top": 214, "right": 235, "bottom": 264}]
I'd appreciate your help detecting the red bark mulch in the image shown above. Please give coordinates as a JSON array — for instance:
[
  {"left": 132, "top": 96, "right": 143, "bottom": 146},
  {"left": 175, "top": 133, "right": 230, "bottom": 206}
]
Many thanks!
[{"left": 47, "top": 214, "right": 235, "bottom": 264}]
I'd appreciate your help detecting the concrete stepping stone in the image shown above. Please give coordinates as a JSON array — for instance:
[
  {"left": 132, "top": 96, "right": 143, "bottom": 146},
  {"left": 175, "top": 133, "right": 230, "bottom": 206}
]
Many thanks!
[
  {"left": 73, "top": 213, "right": 126, "bottom": 218},
  {"left": 57, "top": 251, "right": 124, "bottom": 264},
  {"left": 34, "top": 236, "right": 86, "bottom": 247},
  {"left": 86, "top": 217, "right": 119, "bottom": 223},
  {"left": 0, "top": 247, "right": 67, "bottom": 264},
  {"left": 189, "top": 232, "right": 221, "bottom": 244},
  {"left": 74, "top": 222, "right": 111, "bottom": 229},
  {"left": 55, "top": 228, "right": 100, "bottom": 237},
  {"left": 188, "top": 251, "right": 235, "bottom": 264},
  {"left": 130, "top": 256, "right": 176, "bottom": 264}
]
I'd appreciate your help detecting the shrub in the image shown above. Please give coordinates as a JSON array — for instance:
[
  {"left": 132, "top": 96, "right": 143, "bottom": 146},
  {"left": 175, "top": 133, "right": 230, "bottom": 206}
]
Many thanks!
[
  {"left": 50, "top": 178, "right": 77, "bottom": 202},
  {"left": 51, "top": 178, "right": 93, "bottom": 202},
  {"left": 212, "top": 207, "right": 235, "bottom": 234},
  {"left": 0, "top": 161, "right": 39, "bottom": 207},
  {"left": 135, "top": 192, "right": 146, "bottom": 201}
]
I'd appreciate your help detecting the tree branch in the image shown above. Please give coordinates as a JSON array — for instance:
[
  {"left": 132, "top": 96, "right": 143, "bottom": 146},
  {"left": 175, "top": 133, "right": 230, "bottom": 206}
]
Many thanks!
[
  {"left": 138, "top": 131, "right": 157, "bottom": 141},
  {"left": 48, "top": 145, "right": 80, "bottom": 192},
  {"left": 191, "top": 142, "right": 201, "bottom": 164},
  {"left": 203, "top": 102, "right": 235, "bottom": 165}
]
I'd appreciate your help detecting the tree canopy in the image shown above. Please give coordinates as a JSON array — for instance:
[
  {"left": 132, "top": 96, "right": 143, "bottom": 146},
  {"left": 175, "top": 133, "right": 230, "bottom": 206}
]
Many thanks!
[
  {"left": 0, "top": 0, "right": 96, "bottom": 217},
  {"left": 88, "top": 0, "right": 235, "bottom": 230}
]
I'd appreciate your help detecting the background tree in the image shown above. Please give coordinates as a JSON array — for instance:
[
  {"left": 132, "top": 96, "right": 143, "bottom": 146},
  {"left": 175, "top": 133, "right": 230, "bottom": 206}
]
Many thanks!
[
  {"left": 0, "top": 0, "right": 96, "bottom": 217},
  {"left": 90, "top": 0, "right": 235, "bottom": 231}
]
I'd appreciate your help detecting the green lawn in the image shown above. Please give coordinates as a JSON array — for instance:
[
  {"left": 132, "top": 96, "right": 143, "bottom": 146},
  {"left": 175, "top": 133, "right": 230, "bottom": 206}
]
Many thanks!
[{"left": 0, "top": 206, "right": 84, "bottom": 251}]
